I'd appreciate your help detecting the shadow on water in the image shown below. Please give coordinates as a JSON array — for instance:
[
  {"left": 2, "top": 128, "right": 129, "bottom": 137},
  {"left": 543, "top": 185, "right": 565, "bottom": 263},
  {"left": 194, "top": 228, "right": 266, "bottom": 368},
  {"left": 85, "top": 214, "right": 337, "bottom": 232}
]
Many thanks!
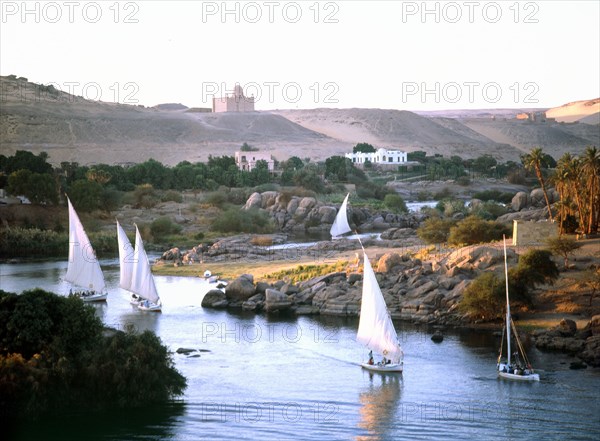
[{"left": 9, "top": 402, "right": 186, "bottom": 441}]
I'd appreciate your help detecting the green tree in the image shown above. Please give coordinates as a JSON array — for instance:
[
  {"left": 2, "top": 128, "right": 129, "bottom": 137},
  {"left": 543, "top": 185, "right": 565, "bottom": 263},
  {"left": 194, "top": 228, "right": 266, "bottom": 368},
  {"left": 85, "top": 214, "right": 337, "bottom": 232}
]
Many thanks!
[
  {"left": 293, "top": 164, "right": 324, "bottom": 193},
  {"left": 353, "top": 142, "right": 376, "bottom": 153},
  {"left": 1, "top": 150, "right": 52, "bottom": 175},
  {"left": 68, "top": 179, "right": 104, "bottom": 212},
  {"left": 545, "top": 236, "right": 582, "bottom": 270}
]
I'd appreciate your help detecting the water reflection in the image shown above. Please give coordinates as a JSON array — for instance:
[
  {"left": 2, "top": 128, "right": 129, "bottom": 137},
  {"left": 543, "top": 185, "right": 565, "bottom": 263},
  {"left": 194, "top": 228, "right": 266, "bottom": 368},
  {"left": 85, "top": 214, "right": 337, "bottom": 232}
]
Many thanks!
[
  {"left": 356, "top": 373, "right": 403, "bottom": 441},
  {"left": 10, "top": 402, "right": 186, "bottom": 441}
]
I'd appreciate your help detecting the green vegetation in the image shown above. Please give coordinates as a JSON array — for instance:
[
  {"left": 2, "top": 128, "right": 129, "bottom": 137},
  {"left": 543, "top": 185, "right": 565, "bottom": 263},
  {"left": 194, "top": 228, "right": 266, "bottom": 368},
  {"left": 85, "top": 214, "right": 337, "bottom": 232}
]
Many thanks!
[
  {"left": 0, "top": 228, "right": 118, "bottom": 258},
  {"left": 459, "top": 248, "right": 559, "bottom": 320},
  {"left": 0, "top": 289, "right": 186, "bottom": 420},
  {"left": 210, "top": 208, "right": 274, "bottom": 234},
  {"left": 264, "top": 261, "right": 349, "bottom": 284},
  {"left": 417, "top": 217, "right": 457, "bottom": 244},
  {"left": 447, "top": 216, "right": 510, "bottom": 246},
  {"left": 545, "top": 236, "right": 582, "bottom": 269},
  {"left": 352, "top": 142, "right": 376, "bottom": 153},
  {"left": 383, "top": 193, "right": 408, "bottom": 213},
  {"left": 150, "top": 217, "right": 183, "bottom": 241}
]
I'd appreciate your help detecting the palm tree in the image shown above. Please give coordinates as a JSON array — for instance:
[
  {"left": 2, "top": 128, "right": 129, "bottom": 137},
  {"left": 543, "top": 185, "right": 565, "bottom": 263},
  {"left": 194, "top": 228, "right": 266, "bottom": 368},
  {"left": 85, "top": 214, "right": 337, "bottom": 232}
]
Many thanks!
[
  {"left": 581, "top": 146, "right": 600, "bottom": 235},
  {"left": 522, "top": 147, "right": 554, "bottom": 220}
]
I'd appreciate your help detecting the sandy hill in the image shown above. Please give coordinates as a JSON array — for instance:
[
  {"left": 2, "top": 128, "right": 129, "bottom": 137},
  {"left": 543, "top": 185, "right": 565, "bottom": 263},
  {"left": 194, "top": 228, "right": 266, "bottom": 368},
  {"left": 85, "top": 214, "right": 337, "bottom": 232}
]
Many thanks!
[
  {"left": 0, "top": 76, "right": 340, "bottom": 165},
  {"left": 272, "top": 108, "right": 518, "bottom": 159},
  {"left": 1, "top": 75, "right": 597, "bottom": 165},
  {"left": 546, "top": 98, "right": 600, "bottom": 123}
]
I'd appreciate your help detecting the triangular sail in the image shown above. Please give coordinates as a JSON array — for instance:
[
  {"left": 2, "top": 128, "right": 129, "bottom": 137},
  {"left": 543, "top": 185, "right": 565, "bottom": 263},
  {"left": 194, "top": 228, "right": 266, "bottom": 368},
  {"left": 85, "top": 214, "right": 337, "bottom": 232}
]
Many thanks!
[
  {"left": 116, "top": 220, "right": 134, "bottom": 291},
  {"left": 65, "top": 197, "right": 105, "bottom": 292},
  {"left": 503, "top": 236, "right": 512, "bottom": 366},
  {"left": 357, "top": 253, "right": 403, "bottom": 362},
  {"left": 129, "top": 226, "right": 160, "bottom": 304},
  {"left": 330, "top": 193, "right": 352, "bottom": 238}
]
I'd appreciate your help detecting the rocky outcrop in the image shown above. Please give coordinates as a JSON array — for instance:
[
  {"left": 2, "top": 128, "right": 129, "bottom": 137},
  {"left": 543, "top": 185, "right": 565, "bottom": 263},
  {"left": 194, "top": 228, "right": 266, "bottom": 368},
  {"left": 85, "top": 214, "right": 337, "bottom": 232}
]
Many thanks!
[
  {"left": 201, "top": 289, "right": 228, "bottom": 308},
  {"left": 225, "top": 274, "right": 256, "bottom": 303},
  {"left": 240, "top": 191, "right": 427, "bottom": 233},
  {"left": 265, "top": 289, "right": 292, "bottom": 312},
  {"left": 532, "top": 317, "right": 600, "bottom": 367}
]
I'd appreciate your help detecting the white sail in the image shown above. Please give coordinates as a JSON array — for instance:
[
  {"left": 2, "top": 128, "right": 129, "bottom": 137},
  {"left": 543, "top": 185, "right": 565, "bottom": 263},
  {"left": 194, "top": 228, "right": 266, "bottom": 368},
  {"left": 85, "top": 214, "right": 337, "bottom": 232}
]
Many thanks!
[
  {"left": 330, "top": 193, "right": 352, "bottom": 238},
  {"left": 65, "top": 197, "right": 106, "bottom": 292},
  {"left": 116, "top": 220, "right": 134, "bottom": 291},
  {"left": 357, "top": 253, "right": 403, "bottom": 363},
  {"left": 129, "top": 225, "right": 160, "bottom": 304}
]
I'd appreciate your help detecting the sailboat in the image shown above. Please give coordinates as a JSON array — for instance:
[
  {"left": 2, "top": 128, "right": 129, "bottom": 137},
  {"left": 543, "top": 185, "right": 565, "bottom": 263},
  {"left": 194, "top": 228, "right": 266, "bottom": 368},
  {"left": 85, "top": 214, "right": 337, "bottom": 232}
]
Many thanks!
[
  {"left": 117, "top": 221, "right": 162, "bottom": 312},
  {"left": 65, "top": 197, "right": 108, "bottom": 302},
  {"left": 357, "top": 251, "right": 404, "bottom": 373},
  {"left": 497, "top": 236, "right": 540, "bottom": 381},
  {"left": 330, "top": 193, "right": 352, "bottom": 239}
]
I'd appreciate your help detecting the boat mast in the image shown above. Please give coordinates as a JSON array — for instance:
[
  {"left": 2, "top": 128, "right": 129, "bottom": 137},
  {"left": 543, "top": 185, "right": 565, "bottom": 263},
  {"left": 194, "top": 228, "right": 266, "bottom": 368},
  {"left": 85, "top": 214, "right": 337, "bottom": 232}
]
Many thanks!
[{"left": 503, "top": 235, "right": 511, "bottom": 367}]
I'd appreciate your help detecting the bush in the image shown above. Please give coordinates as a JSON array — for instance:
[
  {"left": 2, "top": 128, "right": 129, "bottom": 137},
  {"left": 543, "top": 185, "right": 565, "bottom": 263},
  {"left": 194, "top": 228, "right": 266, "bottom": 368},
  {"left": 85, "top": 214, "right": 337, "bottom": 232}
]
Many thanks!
[
  {"left": 472, "top": 190, "right": 514, "bottom": 204},
  {"left": 383, "top": 193, "right": 408, "bottom": 213},
  {"left": 133, "top": 184, "right": 159, "bottom": 209},
  {"left": 469, "top": 201, "right": 508, "bottom": 220},
  {"left": 459, "top": 273, "right": 504, "bottom": 320},
  {"left": 448, "top": 216, "right": 510, "bottom": 246},
  {"left": 150, "top": 217, "right": 182, "bottom": 240},
  {"left": 161, "top": 190, "right": 183, "bottom": 203},
  {"left": 517, "top": 249, "right": 559, "bottom": 285},
  {"left": 0, "top": 289, "right": 186, "bottom": 420},
  {"left": 417, "top": 218, "right": 456, "bottom": 244},
  {"left": 210, "top": 208, "right": 273, "bottom": 234},
  {"left": 203, "top": 191, "right": 228, "bottom": 208}
]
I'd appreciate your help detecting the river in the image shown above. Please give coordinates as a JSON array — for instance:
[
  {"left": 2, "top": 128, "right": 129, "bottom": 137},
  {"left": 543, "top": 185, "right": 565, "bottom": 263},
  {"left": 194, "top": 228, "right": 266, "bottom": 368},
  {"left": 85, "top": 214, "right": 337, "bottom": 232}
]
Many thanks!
[{"left": 2, "top": 260, "right": 599, "bottom": 441}]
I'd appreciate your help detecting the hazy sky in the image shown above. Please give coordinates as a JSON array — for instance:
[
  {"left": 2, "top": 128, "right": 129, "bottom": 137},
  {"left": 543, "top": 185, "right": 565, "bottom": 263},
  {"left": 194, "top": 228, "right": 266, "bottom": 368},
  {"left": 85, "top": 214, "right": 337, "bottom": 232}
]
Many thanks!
[{"left": 1, "top": 1, "right": 599, "bottom": 110}]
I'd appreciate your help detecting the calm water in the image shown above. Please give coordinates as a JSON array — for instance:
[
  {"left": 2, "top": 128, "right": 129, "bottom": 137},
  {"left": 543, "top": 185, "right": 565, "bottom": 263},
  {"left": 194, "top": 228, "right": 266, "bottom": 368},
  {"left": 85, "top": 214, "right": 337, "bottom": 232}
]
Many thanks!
[{"left": 1, "top": 260, "right": 599, "bottom": 441}]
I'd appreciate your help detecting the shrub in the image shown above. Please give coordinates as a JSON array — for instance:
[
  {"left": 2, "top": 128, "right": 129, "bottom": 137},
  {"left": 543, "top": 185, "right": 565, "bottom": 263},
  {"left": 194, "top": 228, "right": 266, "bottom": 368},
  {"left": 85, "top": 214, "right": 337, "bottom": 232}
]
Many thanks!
[
  {"left": 133, "top": 184, "right": 159, "bottom": 209},
  {"left": 470, "top": 201, "right": 508, "bottom": 220},
  {"left": 459, "top": 273, "right": 504, "bottom": 320},
  {"left": 150, "top": 217, "right": 182, "bottom": 240},
  {"left": 161, "top": 190, "right": 183, "bottom": 203},
  {"left": 472, "top": 190, "right": 514, "bottom": 204},
  {"left": 448, "top": 216, "right": 510, "bottom": 246},
  {"left": 517, "top": 249, "right": 559, "bottom": 285},
  {"left": 0, "top": 289, "right": 187, "bottom": 420},
  {"left": 203, "top": 191, "right": 228, "bottom": 208},
  {"left": 210, "top": 208, "right": 273, "bottom": 234},
  {"left": 383, "top": 194, "right": 408, "bottom": 213},
  {"left": 417, "top": 218, "right": 456, "bottom": 244}
]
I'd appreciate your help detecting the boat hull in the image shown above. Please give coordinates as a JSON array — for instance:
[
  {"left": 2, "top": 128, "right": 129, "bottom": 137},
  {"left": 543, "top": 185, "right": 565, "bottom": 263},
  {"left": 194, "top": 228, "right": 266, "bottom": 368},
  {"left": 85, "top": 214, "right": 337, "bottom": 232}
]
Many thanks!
[
  {"left": 138, "top": 303, "right": 161, "bottom": 312},
  {"left": 80, "top": 293, "right": 108, "bottom": 302},
  {"left": 498, "top": 371, "right": 540, "bottom": 382},
  {"left": 361, "top": 362, "right": 403, "bottom": 373}
]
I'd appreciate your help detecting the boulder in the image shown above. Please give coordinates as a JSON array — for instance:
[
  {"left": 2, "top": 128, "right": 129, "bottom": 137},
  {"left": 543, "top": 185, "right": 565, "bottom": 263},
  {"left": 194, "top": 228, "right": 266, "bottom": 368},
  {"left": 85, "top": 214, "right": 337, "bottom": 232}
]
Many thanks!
[
  {"left": 201, "top": 289, "right": 229, "bottom": 308},
  {"left": 225, "top": 275, "right": 256, "bottom": 301},
  {"left": 512, "top": 191, "right": 530, "bottom": 211},
  {"left": 557, "top": 318, "right": 577, "bottom": 337},
  {"left": 590, "top": 315, "right": 600, "bottom": 336},
  {"left": 377, "top": 253, "right": 404, "bottom": 273},
  {"left": 265, "top": 288, "right": 292, "bottom": 312},
  {"left": 243, "top": 192, "right": 262, "bottom": 210},
  {"left": 161, "top": 247, "right": 181, "bottom": 261},
  {"left": 261, "top": 191, "right": 279, "bottom": 209},
  {"left": 318, "top": 206, "right": 337, "bottom": 224}
]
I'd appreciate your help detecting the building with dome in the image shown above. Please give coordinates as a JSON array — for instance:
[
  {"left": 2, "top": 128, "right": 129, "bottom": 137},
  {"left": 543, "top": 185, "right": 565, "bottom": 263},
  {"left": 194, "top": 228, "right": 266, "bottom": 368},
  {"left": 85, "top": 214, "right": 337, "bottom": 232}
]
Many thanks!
[{"left": 212, "top": 84, "right": 255, "bottom": 112}]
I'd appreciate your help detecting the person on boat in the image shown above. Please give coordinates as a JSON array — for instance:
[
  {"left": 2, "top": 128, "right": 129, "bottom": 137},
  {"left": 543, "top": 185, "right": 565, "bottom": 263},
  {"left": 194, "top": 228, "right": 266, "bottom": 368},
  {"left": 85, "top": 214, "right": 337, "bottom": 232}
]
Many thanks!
[
  {"left": 381, "top": 356, "right": 387, "bottom": 365},
  {"left": 368, "top": 350, "right": 374, "bottom": 365}
]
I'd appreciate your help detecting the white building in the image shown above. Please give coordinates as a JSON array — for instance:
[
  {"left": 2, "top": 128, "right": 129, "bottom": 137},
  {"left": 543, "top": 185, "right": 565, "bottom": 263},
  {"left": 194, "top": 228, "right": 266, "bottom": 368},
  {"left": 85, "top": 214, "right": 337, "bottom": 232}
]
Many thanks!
[
  {"left": 345, "top": 148, "right": 408, "bottom": 165},
  {"left": 235, "top": 151, "right": 274, "bottom": 172},
  {"left": 212, "top": 84, "right": 255, "bottom": 113}
]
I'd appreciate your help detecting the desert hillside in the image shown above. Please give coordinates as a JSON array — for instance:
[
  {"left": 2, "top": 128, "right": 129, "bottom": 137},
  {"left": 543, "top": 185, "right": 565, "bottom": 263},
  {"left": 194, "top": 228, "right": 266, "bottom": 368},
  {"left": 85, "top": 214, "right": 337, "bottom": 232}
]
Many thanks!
[
  {"left": 545, "top": 98, "right": 600, "bottom": 123},
  {"left": 1, "top": 75, "right": 598, "bottom": 166}
]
